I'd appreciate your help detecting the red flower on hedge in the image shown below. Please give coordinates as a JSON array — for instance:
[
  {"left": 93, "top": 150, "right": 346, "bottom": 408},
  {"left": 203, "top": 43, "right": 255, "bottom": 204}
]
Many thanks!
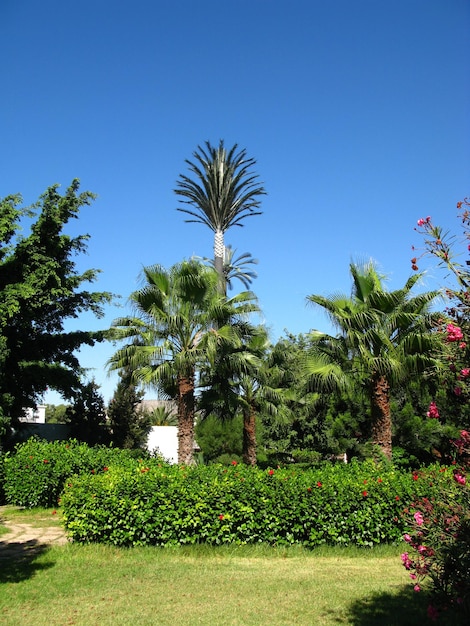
[
  {"left": 268, "top": 469, "right": 274, "bottom": 475},
  {"left": 362, "top": 491, "right": 368, "bottom": 497},
  {"left": 43, "top": 459, "right": 49, "bottom": 464},
  {"left": 317, "top": 482, "right": 322, "bottom": 488},
  {"left": 219, "top": 514, "right": 224, "bottom": 520},
  {"left": 231, "top": 460, "right": 237, "bottom": 466}
]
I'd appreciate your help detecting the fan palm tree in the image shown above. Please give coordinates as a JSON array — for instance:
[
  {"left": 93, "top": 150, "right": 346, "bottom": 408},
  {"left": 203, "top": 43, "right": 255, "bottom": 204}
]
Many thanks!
[
  {"left": 199, "top": 245, "right": 258, "bottom": 291},
  {"left": 305, "top": 260, "right": 443, "bottom": 460},
  {"left": 108, "top": 260, "right": 259, "bottom": 464},
  {"left": 199, "top": 327, "right": 282, "bottom": 465},
  {"left": 175, "top": 140, "right": 266, "bottom": 294}
]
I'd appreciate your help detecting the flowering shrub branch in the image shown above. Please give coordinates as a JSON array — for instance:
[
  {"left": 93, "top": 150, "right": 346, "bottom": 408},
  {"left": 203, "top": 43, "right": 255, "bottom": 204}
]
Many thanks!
[{"left": 404, "top": 200, "right": 470, "bottom": 621}]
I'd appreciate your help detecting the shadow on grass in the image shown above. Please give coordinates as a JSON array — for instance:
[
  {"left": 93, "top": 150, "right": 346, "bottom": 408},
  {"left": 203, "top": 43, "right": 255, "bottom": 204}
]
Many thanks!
[
  {"left": 0, "top": 539, "right": 55, "bottom": 584},
  {"left": 335, "top": 585, "right": 464, "bottom": 626}
]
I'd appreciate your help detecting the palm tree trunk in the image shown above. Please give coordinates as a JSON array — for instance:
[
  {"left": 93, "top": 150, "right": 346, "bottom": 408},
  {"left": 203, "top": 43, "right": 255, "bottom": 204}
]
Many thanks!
[
  {"left": 214, "top": 229, "right": 226, "bottom": 295},
  {"left": 177, "top": 373, "right": 195, "bottom": 465},
  {"left": 370, "top": 372, "right": 392, "bottom": 460},
  {"left": 242, "top": 405, "right": 257, "bottom": 466}
]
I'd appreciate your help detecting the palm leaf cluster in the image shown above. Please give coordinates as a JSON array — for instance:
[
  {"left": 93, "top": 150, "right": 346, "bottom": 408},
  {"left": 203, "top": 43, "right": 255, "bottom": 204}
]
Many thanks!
[
  {"left": 108, "top": 260, "right": 259, "bottom": 464},
  {"left": 175, "top": 140, "right": 265, "bottom": 293},
  {"left": 305, "top": 260, "right": 443, "bottom": 458}
]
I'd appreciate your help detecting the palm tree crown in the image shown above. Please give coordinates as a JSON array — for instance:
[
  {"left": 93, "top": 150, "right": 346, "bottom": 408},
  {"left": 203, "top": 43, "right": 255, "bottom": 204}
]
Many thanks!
[
  {"left": 305, "top": 260, "right": 443, "bottom": 459},
  {"left": 175, "top": 140, "right": 265, "bottom": 293},
  {"left": 108, "top": 260, "right": 259, "bottom": 464}
]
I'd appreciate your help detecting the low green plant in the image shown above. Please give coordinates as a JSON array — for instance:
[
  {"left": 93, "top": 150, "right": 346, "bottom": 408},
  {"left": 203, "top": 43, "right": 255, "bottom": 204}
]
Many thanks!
[
  {"left": 60, "top": 459, "right": 454, "bottom": 548},
  {"left": 2, "top": 438, "right": 156, "bottom": 508}
]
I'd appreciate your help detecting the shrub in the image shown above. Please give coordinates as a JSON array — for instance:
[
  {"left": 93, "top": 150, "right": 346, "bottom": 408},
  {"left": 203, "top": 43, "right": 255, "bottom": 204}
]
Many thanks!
[
  {"left": 60, "top": 459, "right": 454, "bottom": 548},
  {"left": 402, "top": 431, "right": 470, "bottom": 622},
  {"left": 3, "top": 437, "right": 155, "bottom": 507},
  {"left": 0, "top": 452, "right": 5, "bottom": 505}
]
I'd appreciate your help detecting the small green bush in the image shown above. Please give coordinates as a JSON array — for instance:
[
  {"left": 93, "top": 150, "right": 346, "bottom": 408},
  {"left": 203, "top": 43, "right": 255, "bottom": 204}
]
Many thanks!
[
  {"left": 60, "top": 459, "right": 455, "bottom": 548},
  {"left": 3, "top": 437, "right": 155, "bottom": 507}
]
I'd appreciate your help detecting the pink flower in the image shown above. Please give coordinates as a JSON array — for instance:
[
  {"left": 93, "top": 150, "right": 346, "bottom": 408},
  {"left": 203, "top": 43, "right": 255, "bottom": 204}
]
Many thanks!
[
  {"left": 454, "top": 386, "right": 462, "bottom": 396},
  {"left": 460, "top": 342, "right": 467, "bottom": 349},
  {"left": 409, "top": 573, "right": 417, "bottom": 580},
  {"left": 414, "top": 511, "right": 424, "bottom": 526},
  {"left": 403, "top": 534, "right": 412, "bottom": 543},
  {"left": 401, "top": 552, "right": 413, "bottom": 570},
  {"left": 446, "top": 323, "right": 463, "bottom": 342},
  {"left": 426, "top": 401, "right": 440, "bottom": 419},
  {"left": 453, "top": 471, "right": 466, "bottom": 485},
  {"left": 461, "top": 368, "right": 470, "bottom": 378},
  {"left": 414, "top": 584, "right": 421, "bottom": 592}
]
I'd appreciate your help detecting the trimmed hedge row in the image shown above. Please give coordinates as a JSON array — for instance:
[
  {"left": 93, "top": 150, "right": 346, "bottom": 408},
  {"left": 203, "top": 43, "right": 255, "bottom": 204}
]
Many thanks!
[
  {"left": 2, "top": 438, "right": 155, "bottom": 508},
  {"left": 60, "top": 459, "right": 458, "bottom": 548}
]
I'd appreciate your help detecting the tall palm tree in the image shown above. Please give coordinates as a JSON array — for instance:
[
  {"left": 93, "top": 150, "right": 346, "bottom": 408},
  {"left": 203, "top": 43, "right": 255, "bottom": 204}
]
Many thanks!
[
  {"left": 108, "top": 260, "right": 259, "bottom": 464},
  {"left": 175, "top": 140, "right": 266, "bottom": 294},
  {"left": 199, "top": 327, "right": 281, "bottom": 465},
  {"left": 305, "top": 260, "right": 443, "bottom": 460}
]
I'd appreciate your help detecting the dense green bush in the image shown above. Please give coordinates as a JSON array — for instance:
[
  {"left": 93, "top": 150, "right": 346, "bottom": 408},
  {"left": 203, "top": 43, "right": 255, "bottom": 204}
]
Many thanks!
[
  {"left": 60, "top": 459, "right": 454, "bottom": 548},
  {"left": 3, "top": 437, "right": 155, "bottom": 507},
  {"left": 0, "top": 452, "right": 5, "bottom": 505}
]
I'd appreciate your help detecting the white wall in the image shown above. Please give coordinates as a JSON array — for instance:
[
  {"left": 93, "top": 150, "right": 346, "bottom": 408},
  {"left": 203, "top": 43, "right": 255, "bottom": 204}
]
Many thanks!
[
  {"left": 147, "top": 426, "right": 178, "bottom": 464},
  {"left": 19, "top": 405, "right": 46, "bottom": 423}
]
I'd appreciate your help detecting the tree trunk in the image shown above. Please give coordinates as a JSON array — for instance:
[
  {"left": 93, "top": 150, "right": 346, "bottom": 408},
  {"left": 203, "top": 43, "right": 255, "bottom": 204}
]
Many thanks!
[
  {"left": 242, "top": 405, "right": 257, "bottom": 466},
  {"left": 370, "top": 372, "right": 392, "bottom": 460},
  {"left": 176, "top": 373, "right": 195, "bottom": 465},
  {"left": 214, "top": 230, "right": 226, "bottom": 295}
]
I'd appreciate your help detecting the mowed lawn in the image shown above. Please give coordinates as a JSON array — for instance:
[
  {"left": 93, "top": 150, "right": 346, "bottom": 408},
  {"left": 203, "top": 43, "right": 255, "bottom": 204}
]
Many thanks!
[{"left": 0, "top": 540, "right": 432, "bottom": 626}]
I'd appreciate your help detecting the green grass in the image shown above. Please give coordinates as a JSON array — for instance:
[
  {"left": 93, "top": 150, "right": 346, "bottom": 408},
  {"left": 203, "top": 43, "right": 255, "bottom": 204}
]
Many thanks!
[
  {"left": 0, "top": 507, "right": 461, "bottom": 626},
  {"left": 0, "top": 505, "right": 63, "bottom": 528}
]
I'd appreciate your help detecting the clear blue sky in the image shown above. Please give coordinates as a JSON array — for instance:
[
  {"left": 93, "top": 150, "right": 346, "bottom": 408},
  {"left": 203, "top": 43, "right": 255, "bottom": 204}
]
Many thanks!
[{"left": 1, "top": 0, "right": 469, "bottom": 403}]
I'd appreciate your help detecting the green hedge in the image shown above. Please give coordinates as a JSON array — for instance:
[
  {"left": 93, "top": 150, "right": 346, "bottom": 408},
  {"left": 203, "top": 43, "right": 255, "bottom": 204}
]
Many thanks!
[
  {"left": 2, "top": 438, "right": 156, "bottom": 508},
  {"left": 60, "top": 460, "right": 457, "bottom": 548}
]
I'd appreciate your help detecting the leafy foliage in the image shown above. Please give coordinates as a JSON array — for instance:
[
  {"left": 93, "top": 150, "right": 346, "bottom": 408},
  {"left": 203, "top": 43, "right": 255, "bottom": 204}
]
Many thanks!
[
  {"left": 45, "top": 403, "right": 70, "bottom": 424},
  {"left": 0, "top": 181, "right": 113, "bottom": 446},
  {"left": 2, "top": 438, "right": 153, "bottom": 508},
  {"left": 60, "top": 459, "right": 454, "bottom": 548},
  {"left": 65, "top": 381, "right": 110, "bottom": 446},
  {"left": 401, "top": 437, "right": 470, "bottom": 622},
  {"left": 305, "top": 260, "right": 443, "bottom": 459},
  {"left": 109, "top": 260, "right": 259, "bottom": 464},
  {"left": 107, "top": 369, "right": 151, "bottom": 448}
]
